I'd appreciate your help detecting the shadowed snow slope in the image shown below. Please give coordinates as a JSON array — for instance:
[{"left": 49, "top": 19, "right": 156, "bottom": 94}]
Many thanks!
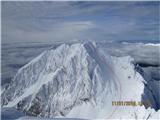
[{"left": 1, "top": 42, "right": 158, "bottom": 119}]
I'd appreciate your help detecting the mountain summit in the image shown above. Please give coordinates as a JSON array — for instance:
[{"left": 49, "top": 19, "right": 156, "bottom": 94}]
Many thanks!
[{"left": 2, "top": 42, "right": 158, "bottom": 119}]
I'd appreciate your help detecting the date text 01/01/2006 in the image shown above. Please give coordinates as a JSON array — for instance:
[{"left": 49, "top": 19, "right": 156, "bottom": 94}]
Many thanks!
[{"left": 112, "top": 100, "right": 151, "bottom": 107}]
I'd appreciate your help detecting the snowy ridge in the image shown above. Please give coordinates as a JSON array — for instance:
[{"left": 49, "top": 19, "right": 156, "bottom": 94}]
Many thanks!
[{"left": 1, "top": 42, "right": 158, "bottom": 119}]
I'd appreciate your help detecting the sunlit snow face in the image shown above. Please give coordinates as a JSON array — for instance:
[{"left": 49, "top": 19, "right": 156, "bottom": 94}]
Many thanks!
[
  {"left": 1, "top": 42, "right": 159, "bottom": 86},
  {"left": 1, "top": 1, "right": 159, "bottom": 43}
]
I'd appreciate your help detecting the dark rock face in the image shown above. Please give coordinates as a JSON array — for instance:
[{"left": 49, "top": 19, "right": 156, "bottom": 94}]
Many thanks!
[
  {"left": 1, "top": 107, "right": 25, "bottom": 120},
  {"left": 135, "top": 63, "right": 160, "bottom": 111}
]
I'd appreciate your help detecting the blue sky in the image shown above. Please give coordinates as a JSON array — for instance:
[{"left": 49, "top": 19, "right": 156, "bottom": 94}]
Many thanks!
[{"left": 2, "top": 1, "right": 159, "bottom": 43}]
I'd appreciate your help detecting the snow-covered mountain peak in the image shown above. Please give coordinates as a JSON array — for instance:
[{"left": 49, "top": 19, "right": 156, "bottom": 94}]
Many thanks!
[{"left": 2, "top": 42, "right": 147, "bottom": 119}]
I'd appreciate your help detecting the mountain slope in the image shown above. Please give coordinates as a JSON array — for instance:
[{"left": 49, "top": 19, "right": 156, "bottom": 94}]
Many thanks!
[{"left": 1, "top": 42, "right": 151, "bottom": 119}]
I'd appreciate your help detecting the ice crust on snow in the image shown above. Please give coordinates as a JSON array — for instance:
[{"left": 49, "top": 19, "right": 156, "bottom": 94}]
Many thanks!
[{"left": 1, "top": 42, "right": 158, "bottom": 119}]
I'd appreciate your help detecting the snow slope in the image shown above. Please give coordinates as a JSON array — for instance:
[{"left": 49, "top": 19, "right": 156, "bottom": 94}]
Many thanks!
[{"left": 1, "top": 42, "right": 158, "bottom": 119}]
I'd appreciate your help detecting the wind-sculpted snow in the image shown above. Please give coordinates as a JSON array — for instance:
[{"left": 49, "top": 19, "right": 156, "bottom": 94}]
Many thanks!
[{"left": 2, "top": 42, "right": 157, "bottom": 119}]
